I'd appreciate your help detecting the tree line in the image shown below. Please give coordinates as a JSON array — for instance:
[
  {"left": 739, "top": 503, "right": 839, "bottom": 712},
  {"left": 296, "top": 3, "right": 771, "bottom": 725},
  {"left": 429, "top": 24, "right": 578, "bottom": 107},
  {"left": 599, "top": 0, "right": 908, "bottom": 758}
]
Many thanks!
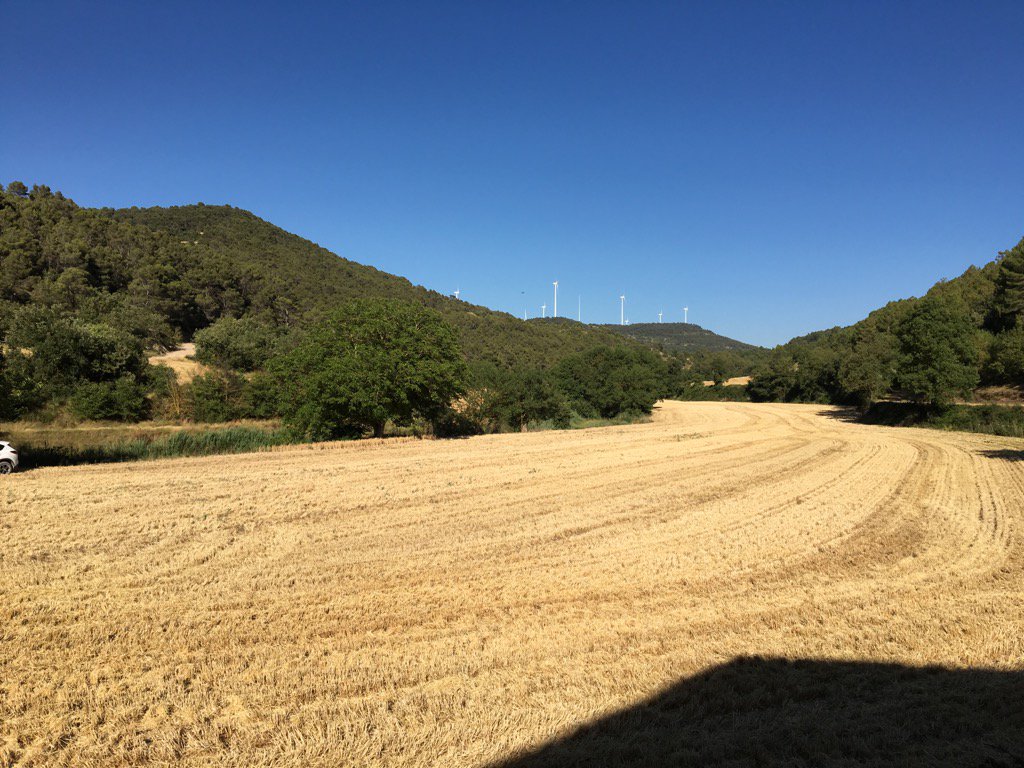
[{"left": 747, "top": 237, "right": 1024, "bottom": 407}]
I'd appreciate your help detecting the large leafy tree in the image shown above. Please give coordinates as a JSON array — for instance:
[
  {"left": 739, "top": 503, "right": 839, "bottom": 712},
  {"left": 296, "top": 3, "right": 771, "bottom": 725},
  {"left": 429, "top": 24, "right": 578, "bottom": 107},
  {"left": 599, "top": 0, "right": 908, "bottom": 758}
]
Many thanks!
[
  {"left": 194, "top": 316, "right": 281, "bottom": 372},
  {"left": 556, "top": 347, "right": 671, "bottom": 417},
  {"left": 273, "top": 299, "right": 466, "bottom": 439},
  {"left": 897, "top": 295, "right": 980, "bottom": 406},
  {"left": 484, "top": 368, "right": 569, "bottom": 431}
]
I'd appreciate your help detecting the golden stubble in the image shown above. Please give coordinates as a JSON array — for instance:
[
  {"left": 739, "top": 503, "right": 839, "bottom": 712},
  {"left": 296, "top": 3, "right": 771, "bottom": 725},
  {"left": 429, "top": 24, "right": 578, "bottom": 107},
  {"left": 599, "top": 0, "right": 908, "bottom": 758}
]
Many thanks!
[{"left": 1, "top": 401, "right": 1022, "bottom": 766}]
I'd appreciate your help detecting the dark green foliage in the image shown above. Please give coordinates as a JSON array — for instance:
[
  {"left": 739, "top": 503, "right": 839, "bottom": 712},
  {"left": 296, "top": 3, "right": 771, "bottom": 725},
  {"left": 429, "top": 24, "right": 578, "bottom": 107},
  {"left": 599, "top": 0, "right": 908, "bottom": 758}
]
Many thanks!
[
  {"left": 272, "top": 299, "right": 467, "bottom": 440},
  {"left": 483, "top": 368, "right": 571, "bottom": 431},
  {"left": 242, "top": 371, "right": 282, "bottom": 419},
  {"left": 602, "top": 322, "right": 760, "bottom": 353},
  {"left": 748, "top": 236, "right": 1023, "bottom": 409},
  {"left": 7, "top": 307, "right": 142, "bottom": 385},
  {"left": 194, "top": 316, "right": 281, "bottom": 372},
  {"left": 69, "top": 376, "right": 150, "bottom": 421},
  {"left": 675, "top": 383, "right": 750, "bottom": 402},
  {"left": 993, "top": 237, "right": 1024, "bottom": 329},
  {"left": 748, "top": 353, "right": 799, "bottom": 402},
  {"left": 835, "top": 322, "right": 900, "bottom": 406},
  {"left": 896, "top": 295, "right": 980, "bottom": 406},
  {"left": 0, "top": 351, "right": 42, "bottom": 420},
  {"left": 556, "top": 347, "right": 672, "bottom": 418},
  {"left": 185, "top": 371, "right": 248, "bottom": 423},
  {"left": 985, "top": 324, "right": 1024, "bottom": 385},
  {"left": 861, "top": 402, "right": 1024, "bottom": 438}
]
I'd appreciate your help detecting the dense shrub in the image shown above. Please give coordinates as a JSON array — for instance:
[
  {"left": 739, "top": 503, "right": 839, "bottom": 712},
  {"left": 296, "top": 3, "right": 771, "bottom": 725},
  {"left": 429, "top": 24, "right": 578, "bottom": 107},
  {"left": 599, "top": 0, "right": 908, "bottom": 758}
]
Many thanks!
[
  {"left": 185, "top": 371, "right": 247, "bottom": 422},
  {"left": 556, "top": 347, "right": 672, "bottom": 418},
  {"left": 194, "top": 316, "right": 281, "bottom": 372},
  {"left": 483, "top": 369, "right": 570, "bottom": 431},
  {"left": 272, "top": 299, "right": 467, "bottom": 440},
  {"left": 69, "top": 376, "right": 150, "bottom": 421}
]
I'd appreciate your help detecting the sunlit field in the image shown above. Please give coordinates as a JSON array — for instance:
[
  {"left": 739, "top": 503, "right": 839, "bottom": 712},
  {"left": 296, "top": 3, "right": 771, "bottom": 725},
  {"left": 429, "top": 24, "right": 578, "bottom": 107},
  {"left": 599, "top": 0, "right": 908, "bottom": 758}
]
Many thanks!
[{"left": 3, "top": 401, "right": 1023, "bottom": 766}]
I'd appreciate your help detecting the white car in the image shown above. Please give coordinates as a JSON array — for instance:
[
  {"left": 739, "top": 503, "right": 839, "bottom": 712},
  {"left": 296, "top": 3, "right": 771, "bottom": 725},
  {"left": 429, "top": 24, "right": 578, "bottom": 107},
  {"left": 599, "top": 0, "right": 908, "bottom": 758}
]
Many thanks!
[{"left": 0, "top": 441, "right": 18, "bottom": 474}]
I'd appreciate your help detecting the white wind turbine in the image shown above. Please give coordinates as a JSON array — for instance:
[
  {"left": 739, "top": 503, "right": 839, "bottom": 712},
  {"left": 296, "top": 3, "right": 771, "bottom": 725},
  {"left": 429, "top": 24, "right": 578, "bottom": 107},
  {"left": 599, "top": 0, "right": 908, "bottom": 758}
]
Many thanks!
[
  {"left": 658, "top": 310, "right": 663, "bottom": 324},
  {"left": 553, "top": 280, "right": 558, "bottom": 318},
  {"left": 620, "top": 294, "right": 626, "bottom": 326},
  {"left": 541, "top": 302, "right": 547, "bottom": 318},
  {"left": 453, "top": 287, "right": 460, "bottom": 300},
  {"left": 683, "top": 306, "right": 689, "bottom": 324}
]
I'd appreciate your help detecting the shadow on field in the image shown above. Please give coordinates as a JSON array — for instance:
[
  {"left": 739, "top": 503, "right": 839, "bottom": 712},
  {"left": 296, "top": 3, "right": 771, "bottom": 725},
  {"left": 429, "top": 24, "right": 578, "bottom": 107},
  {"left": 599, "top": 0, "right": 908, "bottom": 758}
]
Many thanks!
[
  {"left": 486, "top": 656, "right": 1024, "bottom": 767},
  {"left": 980, "top": 449, "right": 1024, "bottom": 462},
  {"left": 815, "top": 407, "right": 863, "bottom": 423}
]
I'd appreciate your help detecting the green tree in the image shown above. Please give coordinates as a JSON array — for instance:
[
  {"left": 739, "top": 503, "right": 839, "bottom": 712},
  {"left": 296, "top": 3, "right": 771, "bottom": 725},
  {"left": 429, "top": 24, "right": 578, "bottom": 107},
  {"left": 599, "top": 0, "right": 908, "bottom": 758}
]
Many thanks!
[
  {"left": 836, "top": 327, "right": 899, "bottom": 406},
  {"left": 5, "top": 306, "right": 148, "bottom": 399},
  {"left": 194, "top": 316, "right": 281, "bottom": 372},
  {"left": 556, "top": 347, "right": 670, "bottom": 418},
  {"left": 897, "top": 295, "right": 980, "bottom": 406},
  {"left": 5, "top": 181, "right": 28, "bottom": 198},
  {"left": 272, "top": 299, "right": 466, "bottom": 439},
  {"left": 185, "top": 370, "right": 248, "bottom": 422},
  {"left": 993, "top": 237, "right": 1024, "bottom": 329},
  {"left": 485, "top": 369, "right": 570, "bottom": 431},
  {"left": 0, "top": 350, "right": 43, "bottom": 420},
  {"left": 747, "top": 352, "right": 798, "bottom": 402},
  {"left": 69, "top": 376, "right": 150, "bottom": 421},
  {"left": 985, "top": 324, "right": 1024, "bottom": 386}
]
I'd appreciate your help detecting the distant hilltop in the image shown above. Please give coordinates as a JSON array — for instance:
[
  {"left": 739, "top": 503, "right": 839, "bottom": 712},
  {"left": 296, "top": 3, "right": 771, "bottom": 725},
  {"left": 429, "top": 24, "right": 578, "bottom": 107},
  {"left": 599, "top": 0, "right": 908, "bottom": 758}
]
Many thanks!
[{"left": 598, "top": 322, "right": 761, "bottom": 354}]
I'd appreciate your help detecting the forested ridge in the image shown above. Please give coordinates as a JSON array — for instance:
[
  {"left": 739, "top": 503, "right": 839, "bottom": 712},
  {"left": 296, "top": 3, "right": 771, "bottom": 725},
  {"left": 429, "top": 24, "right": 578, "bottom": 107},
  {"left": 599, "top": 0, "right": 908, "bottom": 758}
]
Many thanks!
[
  {"left": 0, "top": 182, "right": 690, "bottom": 433},
  {"left": 0, "top": 182, "right": 638, "bottom": 364},
  {"left": 748, "top": 237, "right": 1024, "bottom": 408},
  {"left": 105, "top": 202, "right": 644, "bottom": 368},
  {"left": 601, "top": 322, "right": 761, "bottom": 354},
  {"left": 7, "top": 179, "right": 1017, "bottom": 440}
]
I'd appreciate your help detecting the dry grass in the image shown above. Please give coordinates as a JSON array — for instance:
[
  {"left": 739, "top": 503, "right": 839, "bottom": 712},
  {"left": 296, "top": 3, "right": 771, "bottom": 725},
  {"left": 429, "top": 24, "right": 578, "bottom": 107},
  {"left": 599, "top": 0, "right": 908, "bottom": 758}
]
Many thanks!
[
  {"left": 2, "top": 401, "right": 1023, "bottom": 766},
  {"left": 0, "top": 419, "right": 281, "bottom": 452},
  {"left": 148, "top": 343, "right": 207, "bottom": 384}
]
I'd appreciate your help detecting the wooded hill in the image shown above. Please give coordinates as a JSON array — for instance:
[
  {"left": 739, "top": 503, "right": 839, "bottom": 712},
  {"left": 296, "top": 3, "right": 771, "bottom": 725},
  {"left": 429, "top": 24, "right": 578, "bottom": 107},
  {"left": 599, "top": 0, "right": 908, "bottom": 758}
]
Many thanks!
[
  {"left": 748, "top": 237, "right": 1024, "bottom": 406},
  {"left": 105, "top": 203, "right": 641, "bottom": 369},
  {"left": 1, "top": 182, "right": 689, "bottom": 426},
  {"left": 601, "top": 322, "right": 760, "bottom": 354},
  {"left": 0, "top": 182, "right": 638, "bottom": 369}
]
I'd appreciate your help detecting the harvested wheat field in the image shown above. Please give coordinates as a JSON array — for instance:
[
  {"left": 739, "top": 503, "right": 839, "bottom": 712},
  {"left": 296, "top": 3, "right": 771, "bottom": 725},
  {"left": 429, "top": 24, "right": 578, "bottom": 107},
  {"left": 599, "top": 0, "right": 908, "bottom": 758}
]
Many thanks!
[{"left": 3, "top": 401, "right": 1024, "bottom": 767}]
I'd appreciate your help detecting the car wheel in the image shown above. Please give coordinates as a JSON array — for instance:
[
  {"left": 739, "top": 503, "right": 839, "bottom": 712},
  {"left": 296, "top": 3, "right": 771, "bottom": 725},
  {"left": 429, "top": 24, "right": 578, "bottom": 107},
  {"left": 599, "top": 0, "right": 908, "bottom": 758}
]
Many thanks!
[{"left": 0, "top": 460, "right": 13, "bottom": 475}]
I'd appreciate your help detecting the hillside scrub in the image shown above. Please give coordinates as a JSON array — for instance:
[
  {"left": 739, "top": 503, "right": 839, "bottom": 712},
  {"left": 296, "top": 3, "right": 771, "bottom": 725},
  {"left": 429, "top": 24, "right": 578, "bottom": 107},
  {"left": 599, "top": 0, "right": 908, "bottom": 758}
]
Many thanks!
[
  {"left": 748, "top": 236, "right": 1024, "bottom": 414},
  {"left": 861, "top": 402, "right": 1024, "bottom": 438},
  {"left": 2, "top": 181, "right": 712, "bottom": 426}
]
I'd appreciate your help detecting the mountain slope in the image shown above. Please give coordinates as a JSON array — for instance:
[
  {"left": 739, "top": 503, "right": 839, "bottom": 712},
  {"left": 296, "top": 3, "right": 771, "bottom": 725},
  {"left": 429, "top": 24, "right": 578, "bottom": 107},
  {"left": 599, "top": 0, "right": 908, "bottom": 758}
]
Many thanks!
[
  {"left": 105, "top": 203, "right": 641, "bottom": 368},
  {"left": 748, "top": 238, "right": 1024, "bottom": 405},
  {"left": 599, "top": 322, "right": 760, "bottom": 354}
]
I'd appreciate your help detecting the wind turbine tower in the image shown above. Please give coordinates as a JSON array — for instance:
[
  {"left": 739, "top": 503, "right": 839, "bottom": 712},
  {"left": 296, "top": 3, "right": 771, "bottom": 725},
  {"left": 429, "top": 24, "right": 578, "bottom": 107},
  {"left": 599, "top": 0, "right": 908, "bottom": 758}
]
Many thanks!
[
  {"left": 541, "top": 303, "right": 547, "bottom": 318},
  {"left": 620, "top": 295, "right": 626, "bottom": 326},
  {"left": 658, "top": 311, "right": 663, "bottom": 324},
  {"left": 553, "top": 281, "right": 558, "bottom": 318},
  {"left": 683, "top": 306, "right": 689, "bottom": 324},
  {"left": 577, "top": 295, "right": 581, "bottom": 322},
  {"left": 454, "top": 287, "right": 460, "bottom": 300}
]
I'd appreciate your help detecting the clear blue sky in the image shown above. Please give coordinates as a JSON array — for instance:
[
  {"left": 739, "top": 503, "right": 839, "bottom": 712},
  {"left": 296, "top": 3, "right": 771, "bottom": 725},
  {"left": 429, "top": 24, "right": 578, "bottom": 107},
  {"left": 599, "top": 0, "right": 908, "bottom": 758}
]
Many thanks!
[{"left": 4, "top": 1, "right": 1023, "bottom": 346}]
